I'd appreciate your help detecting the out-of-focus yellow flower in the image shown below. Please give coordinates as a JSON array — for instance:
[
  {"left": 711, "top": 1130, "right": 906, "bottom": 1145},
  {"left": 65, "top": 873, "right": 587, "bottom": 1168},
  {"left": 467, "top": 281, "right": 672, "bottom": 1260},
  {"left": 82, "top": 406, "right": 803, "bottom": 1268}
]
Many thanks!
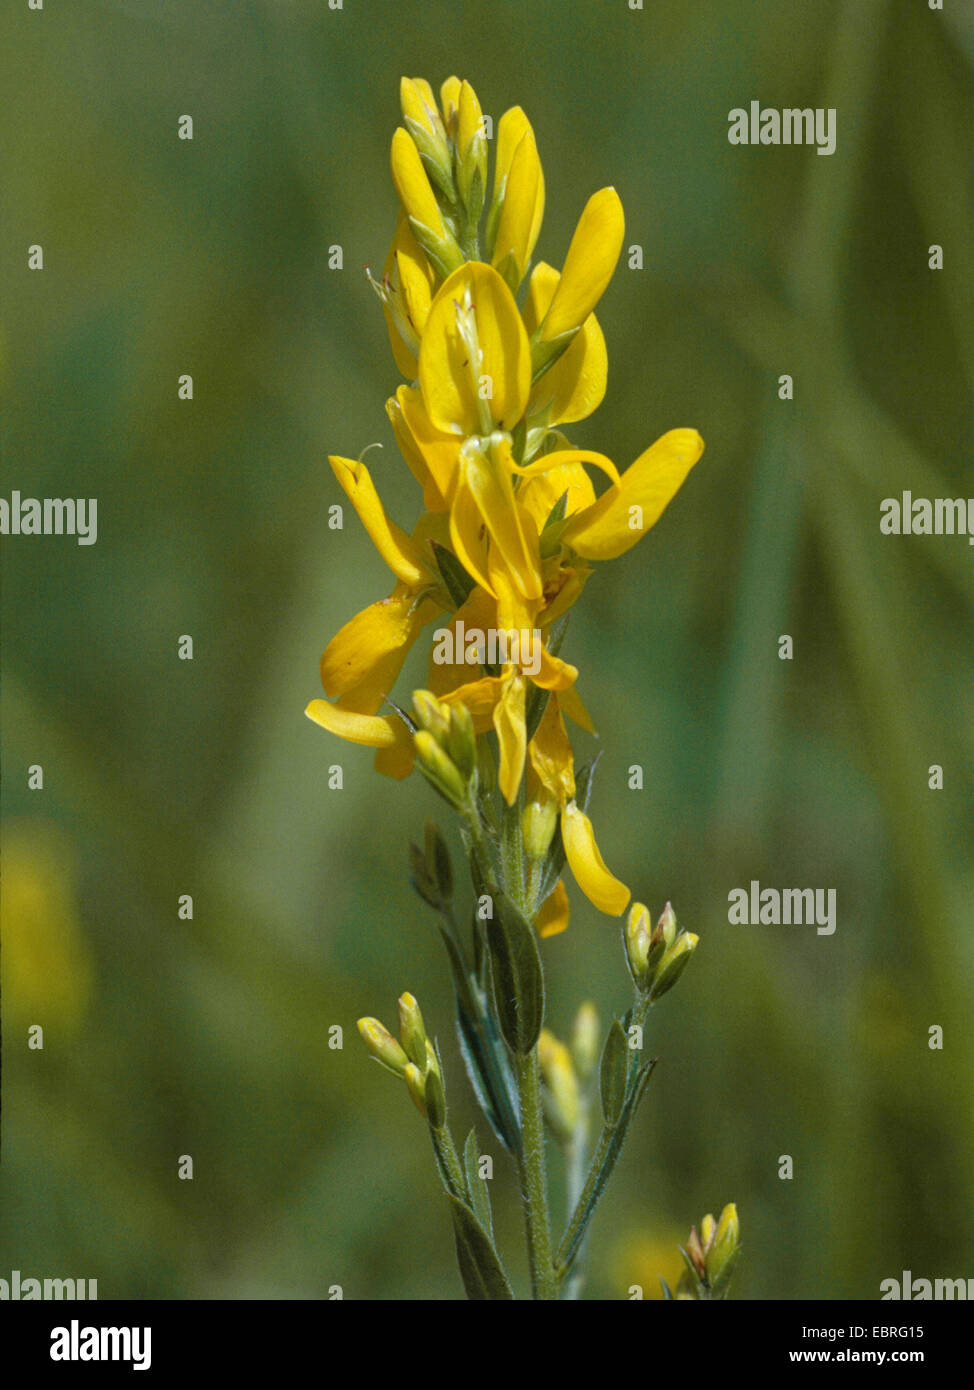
[
  {"left": 611, "top": 1231, "right": 688, "bottom": 1300},
  {"left": 1, "top": 819, "right": 93, "bottom": 1034}
]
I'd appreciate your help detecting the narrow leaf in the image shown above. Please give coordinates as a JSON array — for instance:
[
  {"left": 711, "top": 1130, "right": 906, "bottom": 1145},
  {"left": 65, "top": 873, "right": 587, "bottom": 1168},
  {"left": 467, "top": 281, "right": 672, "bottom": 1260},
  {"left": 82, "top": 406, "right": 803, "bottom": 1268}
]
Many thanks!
[
  {"left": 431, "top": 540, "right": 475, "bottom": 608},
  {"left": 447, "top": 1194, "right": 515, "bottom": 1301},
  {"left": 487, "top": 889, "right": 545, "bottom": 1054},
  {"left": 463, "top": 1127, "right": 493, "bottom": 1238},
  {"left": 600, "top": 1019, "right": 629, "bottom": 1127}
]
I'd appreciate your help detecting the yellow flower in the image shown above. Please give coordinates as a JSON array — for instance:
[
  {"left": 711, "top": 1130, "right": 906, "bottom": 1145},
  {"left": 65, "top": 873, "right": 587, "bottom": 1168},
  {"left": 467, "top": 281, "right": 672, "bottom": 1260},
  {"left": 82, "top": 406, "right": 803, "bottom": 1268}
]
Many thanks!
[
  {"left": 375, "top": 217, "right": 436, "bottom": 379},
  {"left": 522, "top": 261, "right": 607, "bottom": 426},
  {"left": 1, "top": 819, "right": 93, "bottom": 1034}
]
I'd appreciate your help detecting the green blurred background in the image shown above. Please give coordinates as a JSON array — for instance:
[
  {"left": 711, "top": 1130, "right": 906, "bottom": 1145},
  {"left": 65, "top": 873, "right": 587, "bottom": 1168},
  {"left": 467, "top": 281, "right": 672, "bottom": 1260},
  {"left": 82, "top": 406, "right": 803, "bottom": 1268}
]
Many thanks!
[{"left": 2, "top": 0, "right": 972, "bottom": 1299}]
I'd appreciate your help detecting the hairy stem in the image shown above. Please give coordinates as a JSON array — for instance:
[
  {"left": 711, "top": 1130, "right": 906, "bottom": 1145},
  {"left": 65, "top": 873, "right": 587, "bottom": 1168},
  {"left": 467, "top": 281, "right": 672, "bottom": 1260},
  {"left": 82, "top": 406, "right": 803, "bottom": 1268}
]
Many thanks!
[{"left": 514, "top": 1047, "right": 557, "bottom": 1300}]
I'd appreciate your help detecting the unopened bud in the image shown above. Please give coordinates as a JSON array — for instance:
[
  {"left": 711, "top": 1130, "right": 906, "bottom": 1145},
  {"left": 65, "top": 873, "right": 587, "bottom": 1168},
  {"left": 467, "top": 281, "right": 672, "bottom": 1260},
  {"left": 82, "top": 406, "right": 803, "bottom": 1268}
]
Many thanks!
[
  {"left": 706, "top": 1203, "right": 741, "bottom": 1295},
  {"left": 569, "top": 1001, "right": 600, "bottom": 1083},
  {"left": 412, "top": 689, "right": 451, "bottom": 742},
  {"left": 446, "top": 701, "right": 477, "bottom": 782},
  {"left": 625, "top": 902, "right": 652, "bottom": 988},
  {"left": 397, "top": 992, "right": 427, "bottom": 1070},
  {"left": 400, "top": 77, "right": 454, "bottom": 200},
  {"left": 403, "top": 1062, "right": 427, "bottom": 1117},
  {"left": 414, "top": 730, "right": 467, "bottom": 806},
  {"left": 521, "top": 795, "right": 558, "bottom": 861},
  {"left": 700, "top": 1212, "right": 717, "bottom": 1252},
  {"left": 650, "top": 931, "right": 698, "bottom": 1001},
  {"left": 686, "top": 1225, "right": 706, "bottom": 1279},
  {"left": 357, "top": 1017, "right": 410, "bottom": 1076},
  {"left": 657, "top": 901, "right": 678, "bottom": 948},
  {"left": 423, "top": 1041, "right": 447, "bottom": 1129}
]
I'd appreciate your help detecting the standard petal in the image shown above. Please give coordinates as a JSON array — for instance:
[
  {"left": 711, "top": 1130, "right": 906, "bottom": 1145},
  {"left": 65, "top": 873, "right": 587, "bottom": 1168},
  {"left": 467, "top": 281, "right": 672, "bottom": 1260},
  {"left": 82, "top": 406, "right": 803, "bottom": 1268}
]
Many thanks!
[
  {"left": 561, "top": 801, "right": 630, "bottom": 916},
  {"left": 540, "top": 187, "right": 625, "bottom": 342},
  {"left": 561, "top": 429, "right": 704, "bottom": 561},
  {"left": 329, "top": 455, "right": 428, "bottom": 586},
  {"left": 419, "top": 263, "right": 531, "bottom": 436}
]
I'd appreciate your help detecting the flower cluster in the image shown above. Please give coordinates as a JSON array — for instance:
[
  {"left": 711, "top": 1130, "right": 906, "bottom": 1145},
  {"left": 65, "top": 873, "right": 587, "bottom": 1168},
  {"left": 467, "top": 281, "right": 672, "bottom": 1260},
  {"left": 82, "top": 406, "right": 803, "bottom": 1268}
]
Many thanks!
[{"left": 306, "top": 77, "right": 704, "bottom": 926}]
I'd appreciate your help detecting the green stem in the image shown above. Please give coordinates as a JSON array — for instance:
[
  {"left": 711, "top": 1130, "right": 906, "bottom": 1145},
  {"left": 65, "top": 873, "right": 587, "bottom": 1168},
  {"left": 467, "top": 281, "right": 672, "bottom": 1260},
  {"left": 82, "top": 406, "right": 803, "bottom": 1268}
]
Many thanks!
[
  {"left": 431, "top": 1122, "right": 467, "bottom": 1202},
  {"left": 514, "top": 1048, "right": 557, "bottom": 1300}
]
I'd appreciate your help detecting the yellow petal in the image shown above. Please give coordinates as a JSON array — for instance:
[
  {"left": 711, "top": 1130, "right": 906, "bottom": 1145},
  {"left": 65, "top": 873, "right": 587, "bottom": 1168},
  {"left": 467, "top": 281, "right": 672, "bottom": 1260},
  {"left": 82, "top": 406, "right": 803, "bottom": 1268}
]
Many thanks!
[
  {"left": 449, "top": 474, "right": 494, "bottom": 596},
  {"left": 518, "top": 459, "right": 597, "bottom": 531},
  {"left": 529, "top": 699, "right": 576, "bottom": 804},
  {"left": 391, "top": 126, "right": 445, "bottom": 238},
  {"left": 400, "top": 77, "right": 443, "bottom": 143},
  {"left": 457, "top": 80, "right": 484, "bottom": 157},
  {"left": 557, "top": 682, "right": 595, "bottom": 734},
  {"left": 329, "top": 455, "right": 427, "bottom": 586},
  {"left": 561, "top": 429, "right": 704, "bottom": 561},
  {"left": 540, "top": 187, "right": 625, "bottom": 342},
  {"left": 524, "top": 262, "right": 607, "bottom": 423},
  {"left": 511, "top": 447, "right": 620, "bottom": 488},
  {"left": 561, "top": 801, "right": 630, "bottom": 916},
  {"left": 386, "top": 389, "right": 449, "bottom": 513},
  {"left": 441, "top": 674, "right": 508, "bottom": 732},
  {"left": 439, "top": 76, "right": 462, "bottom": 130},
  {"left": 537, "top": 880, "right": 570, "bottom": 938},
  {"left": 492, "top": 129, "right": 544, "bottom": 287},
  {"left": 305, "top": 699, "right": 407, "bottom": 749},
  {"left": 493, "top": 673, "right": 527, "bottom": 805},
  {"left": 461, "top": 437, "right": 542, "bottom": 600},
  {"left": 419, "top": 262, "right": 531, "bottom": 436},
  {"left": 319, "top": 586, "right": 431, "bottom": 714},
  {"left": 395, "top": 386, "right": 459, "bottom": 505},
  {"left": 374, "top": 738, "right": 416, "bottom": 780}
]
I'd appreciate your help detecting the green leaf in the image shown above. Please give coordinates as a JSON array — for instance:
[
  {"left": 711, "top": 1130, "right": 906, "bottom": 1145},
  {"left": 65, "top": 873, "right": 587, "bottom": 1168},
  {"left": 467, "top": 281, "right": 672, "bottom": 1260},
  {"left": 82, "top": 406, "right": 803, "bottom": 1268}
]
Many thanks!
[
  {"left": 660, "top": 1277, "right": 674, "bottom": 1301},
  {"left": 463, "top": 1128, "right": 493, "bottom": 1238},
  {"left": 487, "top": 890, "right": 545, "bottom": 1054},
  {"left": 430, "top": 540, "right": 475, "bottom": 609},
  {"left": 424, "top": 819, "right": 453, "bottom": 902},
  {"left": 600, "top": 1019, "right": 629, "bottom": 1128},
  {"left": 447, "top": 1194, "right": 515, "bottom": 1301}
]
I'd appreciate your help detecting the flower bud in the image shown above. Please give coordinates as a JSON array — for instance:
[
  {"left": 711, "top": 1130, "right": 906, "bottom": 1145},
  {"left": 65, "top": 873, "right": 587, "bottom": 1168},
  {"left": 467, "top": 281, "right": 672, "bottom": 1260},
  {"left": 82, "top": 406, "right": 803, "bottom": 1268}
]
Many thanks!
[
  {"left": 685, "top": 1225, "right": 706, "bottom": 1279},
  {"left": 657, "top": 901, "right": 678, "bottom": 948},
  {"left": 521, "top": 794, "right": 558, "bottom": 861},
  {"left": 357, "top": 1017, "right": 410, "bottom": 1076},
  {"left": 414, "top": 730, "right": 468, "bottom": 807},
  {"left": 624, "top": 901, "right": 652, "bottom": 988},
  {"left": 705, "top": 1204, "right": 741, "bottom": 1296},
  {"left": 446, "top": 701, "right": 477, "bottom": 782},
  {"left": 423, "top": 1040, "right": 447, "bottom": 1129},
  {"left": 397, "top": 992, "right": 428, "bottom": 1070},
  {"left": 399, "top": 77, "right": 454, "bottom": 201},
  {"left": 403, "top": 1062, "right": 427, "bottom": 1117},
  {"left": 412, "top": 689, "right": 451, "bottom": 742},
  {"left": 455, "top": 80, "right": 487, "bottom": 224},
  {"left": 650, "top": 931, "right": 698, "bottom": 1001},
  {"left": 569, "top": 1001, "right": 600, "bottom": 1083},
  {"left": 538, "top": 1029, "right": 580, "bottom": 1145},
  {"left": 700, "top": 1212, "right": 717, "bottom": 1252}
]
